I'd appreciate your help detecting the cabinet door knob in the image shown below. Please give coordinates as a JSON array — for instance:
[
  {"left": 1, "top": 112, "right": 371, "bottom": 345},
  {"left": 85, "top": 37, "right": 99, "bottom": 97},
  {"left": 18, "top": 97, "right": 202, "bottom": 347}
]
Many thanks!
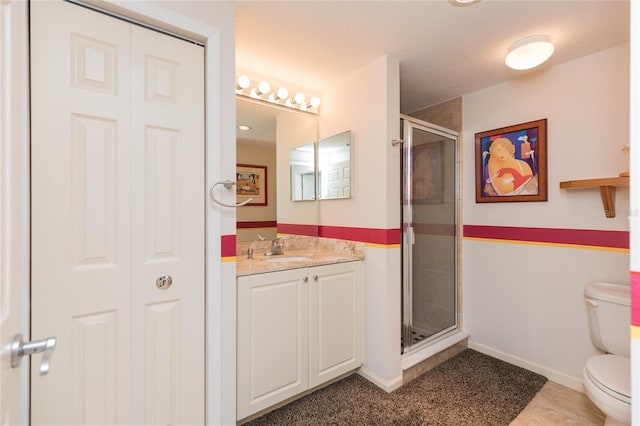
[
  {"left": 303, "top": 276, "right": 308, "bottom": 283},
  {"left": 313, "top": 275, "right": 318, "bottom": 281}
]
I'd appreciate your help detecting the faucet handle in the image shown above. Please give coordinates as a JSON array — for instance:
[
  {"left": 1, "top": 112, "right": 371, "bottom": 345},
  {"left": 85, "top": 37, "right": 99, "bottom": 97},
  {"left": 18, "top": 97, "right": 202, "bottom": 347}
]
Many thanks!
[{"left": 256, "top": 234, "right": 265, "bottom": 241}]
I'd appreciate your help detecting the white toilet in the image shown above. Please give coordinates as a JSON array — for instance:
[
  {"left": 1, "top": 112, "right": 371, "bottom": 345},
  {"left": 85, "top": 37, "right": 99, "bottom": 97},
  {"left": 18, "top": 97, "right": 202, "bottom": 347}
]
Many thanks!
[{"left": 583, "top": 282, "right": 631, "bottom": 426}]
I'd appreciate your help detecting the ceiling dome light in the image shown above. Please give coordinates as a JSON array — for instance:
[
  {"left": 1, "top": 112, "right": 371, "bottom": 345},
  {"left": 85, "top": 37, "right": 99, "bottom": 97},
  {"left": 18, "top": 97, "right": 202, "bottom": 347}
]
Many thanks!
[
  {"left": 238, "top": 125, "right": 252, "bottom": 131},
  {"left": 505, "top": 34, "right": 554, "bottom": 70}
]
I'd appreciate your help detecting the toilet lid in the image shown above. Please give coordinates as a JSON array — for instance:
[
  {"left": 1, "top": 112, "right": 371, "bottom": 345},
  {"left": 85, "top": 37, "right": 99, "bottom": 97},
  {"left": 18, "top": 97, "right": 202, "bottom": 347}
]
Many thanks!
[{"left": 585, "top": 354, "right": 630, "bottom": 402}]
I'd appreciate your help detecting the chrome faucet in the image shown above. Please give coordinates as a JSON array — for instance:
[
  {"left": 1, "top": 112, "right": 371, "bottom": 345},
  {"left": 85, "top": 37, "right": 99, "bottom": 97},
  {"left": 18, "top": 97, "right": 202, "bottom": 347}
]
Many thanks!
[{"left": 265, "top": 237, "right": 284, "bottom": 256}]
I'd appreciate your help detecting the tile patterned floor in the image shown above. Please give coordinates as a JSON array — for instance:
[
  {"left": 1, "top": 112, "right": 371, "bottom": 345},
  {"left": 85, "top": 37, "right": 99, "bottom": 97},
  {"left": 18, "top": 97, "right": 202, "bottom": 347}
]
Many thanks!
[{"left": 510, "top": 381, "right": 605, "bottom": 425}]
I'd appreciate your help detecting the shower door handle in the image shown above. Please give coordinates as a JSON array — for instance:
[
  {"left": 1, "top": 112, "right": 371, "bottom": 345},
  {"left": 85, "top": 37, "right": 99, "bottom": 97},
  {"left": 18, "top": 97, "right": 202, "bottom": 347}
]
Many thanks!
[{"left": 407, "top": 226, "right": 415, "bottom": 245}]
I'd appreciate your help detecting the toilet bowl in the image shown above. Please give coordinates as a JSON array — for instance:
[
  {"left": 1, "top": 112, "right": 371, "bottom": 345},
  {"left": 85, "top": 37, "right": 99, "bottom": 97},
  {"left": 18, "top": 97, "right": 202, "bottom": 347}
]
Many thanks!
[
  {"left": 583, "top": 354, "right": 630, "bottom": 425},
  {"left": 583, "top": 282, "right": 631, "bottom": 426}
]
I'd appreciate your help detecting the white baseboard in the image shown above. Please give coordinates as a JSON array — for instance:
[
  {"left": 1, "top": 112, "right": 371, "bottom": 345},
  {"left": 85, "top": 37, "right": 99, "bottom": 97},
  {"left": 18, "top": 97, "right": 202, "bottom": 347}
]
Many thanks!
[
  {"left": 358, "top": 367, "right": 403, "bottom": 393},
  {"left": 468, "top": 340, "right": 585, "bottom": 392}
]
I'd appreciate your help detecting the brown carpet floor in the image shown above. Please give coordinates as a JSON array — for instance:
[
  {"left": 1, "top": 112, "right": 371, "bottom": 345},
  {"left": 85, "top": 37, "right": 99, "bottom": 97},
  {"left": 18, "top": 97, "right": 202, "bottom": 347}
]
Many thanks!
[{"left": 245, "top": 349, "right": 548, "bottom": 426}]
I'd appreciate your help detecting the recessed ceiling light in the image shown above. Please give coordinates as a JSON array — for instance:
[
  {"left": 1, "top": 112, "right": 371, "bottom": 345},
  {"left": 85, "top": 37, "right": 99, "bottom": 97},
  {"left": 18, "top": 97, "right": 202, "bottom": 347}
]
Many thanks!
[
  {"left": 505, "top": 34, "right": 555, "bottom": 70},
  {"left": 450, "top": 0, "right": 480, "bottom": 6},
  {"left": 238, "top": 125, "right": 252, "bottom": 131}
]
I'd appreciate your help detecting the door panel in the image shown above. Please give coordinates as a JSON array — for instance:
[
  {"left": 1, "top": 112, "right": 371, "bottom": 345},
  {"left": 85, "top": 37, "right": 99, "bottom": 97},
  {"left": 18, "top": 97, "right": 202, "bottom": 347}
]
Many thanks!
[
  {"left": 401, "top": 118, "right": 458, "bottom": 353},
  {"left": 30, "top": 2, "right": 205, "bottom": 424},
  {"left": 309, "top": 262, "right": 362, "bottom": 388},
  {"left": 237, "top": 270, "right": 309, "bottom": 420},
  {"left": 130, "top": 23, "right": 205, "bottom": 425},
  {"left": 30, "top": 3, "right": 132, "bottom": 423}
]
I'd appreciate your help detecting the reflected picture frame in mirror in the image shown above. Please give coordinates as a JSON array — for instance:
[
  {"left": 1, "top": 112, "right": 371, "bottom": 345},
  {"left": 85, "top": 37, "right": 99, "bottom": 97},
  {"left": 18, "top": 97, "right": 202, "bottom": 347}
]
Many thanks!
[{"left": 318, "top": 130, "right": 352, "bottom": 200}]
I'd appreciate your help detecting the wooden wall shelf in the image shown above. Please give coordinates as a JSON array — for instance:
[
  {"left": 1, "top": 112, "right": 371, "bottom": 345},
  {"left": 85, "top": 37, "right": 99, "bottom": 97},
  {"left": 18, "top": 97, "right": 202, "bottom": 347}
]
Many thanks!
[{"left": 559, "top": 176, "right": 629, "bottom": 218}]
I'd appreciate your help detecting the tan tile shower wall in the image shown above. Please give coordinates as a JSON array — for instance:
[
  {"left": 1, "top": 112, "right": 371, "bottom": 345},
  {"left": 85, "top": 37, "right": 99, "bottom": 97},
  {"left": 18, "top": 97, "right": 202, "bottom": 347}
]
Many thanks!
[
  {"left": 412, "top": 233, "right": 456, "bottom": 334},
  {"left": 408, "top": 97, "right": 462, "bottom": 133}
]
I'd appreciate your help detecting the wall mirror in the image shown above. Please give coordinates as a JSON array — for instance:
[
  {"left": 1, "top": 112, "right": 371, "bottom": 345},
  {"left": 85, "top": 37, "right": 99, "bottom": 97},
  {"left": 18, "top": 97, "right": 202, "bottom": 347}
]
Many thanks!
[
  {"left": 236, "top": 97, "right": 318, "bottom": 242},
  {"left": 290, "top": 143, "right": 316, "bottom": 201},
  {"left": 318, "top": 130, "right": 353, "bottom": 199}
]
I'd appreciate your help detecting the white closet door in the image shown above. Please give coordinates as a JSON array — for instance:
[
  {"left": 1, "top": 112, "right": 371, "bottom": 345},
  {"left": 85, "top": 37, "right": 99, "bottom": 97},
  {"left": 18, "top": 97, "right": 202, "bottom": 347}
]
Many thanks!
[
  {"left": 30, "top": 2, "right": 133, "bottom": 423},
  {"left": 129, "top": 24, "right": 205, "bottom": 426},
  {"left": 30, "top": 1, "right": 204, "bottom": 424}
]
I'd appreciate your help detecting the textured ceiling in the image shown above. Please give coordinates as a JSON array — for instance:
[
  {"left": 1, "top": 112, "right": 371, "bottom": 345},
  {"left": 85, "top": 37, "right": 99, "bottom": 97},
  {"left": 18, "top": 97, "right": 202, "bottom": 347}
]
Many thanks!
[{"left": 235, "top": 0, "right": 630, "bottom": 114}]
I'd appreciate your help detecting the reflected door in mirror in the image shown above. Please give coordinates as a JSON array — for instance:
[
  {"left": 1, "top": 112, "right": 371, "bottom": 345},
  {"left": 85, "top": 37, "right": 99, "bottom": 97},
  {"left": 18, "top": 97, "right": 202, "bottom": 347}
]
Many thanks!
[{"left": 318, "top": 131, "right": 352, "bottom": 199}]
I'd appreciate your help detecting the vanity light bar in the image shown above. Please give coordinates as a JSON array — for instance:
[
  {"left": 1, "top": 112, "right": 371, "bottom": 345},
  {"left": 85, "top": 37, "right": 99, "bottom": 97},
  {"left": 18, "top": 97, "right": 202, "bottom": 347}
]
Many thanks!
[{"left": 235, "top": 75, "right": 321, "bottom": 114}]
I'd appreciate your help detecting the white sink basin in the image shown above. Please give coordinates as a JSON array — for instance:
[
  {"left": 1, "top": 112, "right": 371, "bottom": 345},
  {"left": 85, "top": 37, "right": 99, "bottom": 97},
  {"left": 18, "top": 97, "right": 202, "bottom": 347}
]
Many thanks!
[{"left": 263, "top": 256, "right": 310, "bottom": 262}]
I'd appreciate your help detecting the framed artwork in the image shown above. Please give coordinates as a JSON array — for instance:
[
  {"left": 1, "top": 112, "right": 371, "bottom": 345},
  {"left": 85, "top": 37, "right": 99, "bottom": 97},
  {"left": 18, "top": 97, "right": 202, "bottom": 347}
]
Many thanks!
[
  {"left": 411, "top": 141, "right": 443, "bottom": 204},
  {"left": 236, "top": 164, "right": 267, "bottom": 206},
  {"left": 475, "top": 118, "right": 547, "bottom": 203}
]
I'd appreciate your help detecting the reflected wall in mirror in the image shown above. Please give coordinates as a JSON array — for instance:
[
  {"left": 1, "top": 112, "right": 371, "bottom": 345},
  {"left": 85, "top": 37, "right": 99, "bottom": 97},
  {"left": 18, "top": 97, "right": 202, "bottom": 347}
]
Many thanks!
[
  {"left": 318, "top": 130, "right": 352, "bottom": 199},
  {"left": 236, "top": 97, "right": 318, "bottom": 242},
  {"left": 290, "top": 143, "right": 315, "bottom": 201}
]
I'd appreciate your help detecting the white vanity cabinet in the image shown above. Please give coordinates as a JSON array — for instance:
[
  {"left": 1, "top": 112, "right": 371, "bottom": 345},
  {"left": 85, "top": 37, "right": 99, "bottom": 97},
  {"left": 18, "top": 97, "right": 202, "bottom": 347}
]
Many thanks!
[{"left": 237, "top": 261, "right": 363, "bottom": 421}]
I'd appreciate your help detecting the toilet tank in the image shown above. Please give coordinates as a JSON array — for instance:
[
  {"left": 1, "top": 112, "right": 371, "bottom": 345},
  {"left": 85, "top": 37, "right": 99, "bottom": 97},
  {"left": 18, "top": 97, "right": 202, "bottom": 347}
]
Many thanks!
[{"left": 584, "top": 282, "right": 630, "bottom": 356}]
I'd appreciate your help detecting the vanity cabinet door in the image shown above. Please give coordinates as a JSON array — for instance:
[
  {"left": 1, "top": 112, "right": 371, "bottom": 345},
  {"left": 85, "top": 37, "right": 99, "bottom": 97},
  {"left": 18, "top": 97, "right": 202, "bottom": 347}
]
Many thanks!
[
  {"left": 237, "top": 269, "right": 309, "bottom": 420},
  {"left": 308, "top": 262, "right": 363, "bottom": 388}
]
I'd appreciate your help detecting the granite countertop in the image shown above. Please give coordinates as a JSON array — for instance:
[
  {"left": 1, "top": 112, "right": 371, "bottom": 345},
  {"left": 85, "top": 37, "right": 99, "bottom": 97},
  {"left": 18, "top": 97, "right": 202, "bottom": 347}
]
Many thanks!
[{"left": 236, "top": 236, "right": 365, "bottom": 277}]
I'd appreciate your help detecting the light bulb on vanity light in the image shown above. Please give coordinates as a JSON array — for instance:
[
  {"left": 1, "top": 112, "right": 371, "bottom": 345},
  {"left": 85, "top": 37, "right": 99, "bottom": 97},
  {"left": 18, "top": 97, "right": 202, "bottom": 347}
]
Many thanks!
[
  {"left": 269, "top": 87, "right": 289, "bottom": 103},
  {"left": 287, "top": 92, "right": 306, "bottom": 107},
  {"left": 251, "top": 81, "right": 271, "bottom": 98},
  {"left": 236, "top": 75, "right": 250, "bottom": 92},
  {"left": 302, "top": 96, "right": 321, "bottom": 111}
]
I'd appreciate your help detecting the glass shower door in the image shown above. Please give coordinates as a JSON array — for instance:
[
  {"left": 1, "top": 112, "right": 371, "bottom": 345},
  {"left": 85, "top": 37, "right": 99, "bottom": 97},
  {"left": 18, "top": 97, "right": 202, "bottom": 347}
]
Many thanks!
[{"left": 401, "top": 117, "right": 458, "bottom": 353}]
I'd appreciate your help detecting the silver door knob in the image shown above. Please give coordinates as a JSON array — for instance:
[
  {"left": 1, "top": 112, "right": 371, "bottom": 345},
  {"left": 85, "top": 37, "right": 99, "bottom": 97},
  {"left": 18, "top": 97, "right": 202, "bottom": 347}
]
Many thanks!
[
  {"left": 11, "top": 333, "right": 56, "bottom": 375},
  {"left": 156, "top": 275, "right": 173, "bottom": 290}
]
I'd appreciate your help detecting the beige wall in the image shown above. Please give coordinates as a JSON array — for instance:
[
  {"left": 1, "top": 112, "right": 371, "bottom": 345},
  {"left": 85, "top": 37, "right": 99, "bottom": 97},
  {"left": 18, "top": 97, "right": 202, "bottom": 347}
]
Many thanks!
[
  {"left": 318, "top": 55, "right": 401, "bottom": 230},
  {"left": 462, "top": 44, "right": 630, "bottom": 389},
  {"left": 319, "top": 55, "right": 403, "bottom": 388}
]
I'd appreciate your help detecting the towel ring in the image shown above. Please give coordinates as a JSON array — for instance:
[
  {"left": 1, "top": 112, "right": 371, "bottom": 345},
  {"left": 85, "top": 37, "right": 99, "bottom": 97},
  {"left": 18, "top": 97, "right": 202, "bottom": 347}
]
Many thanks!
[{"left": 209, "top": 180, "right": 252, "bottom": 208}]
